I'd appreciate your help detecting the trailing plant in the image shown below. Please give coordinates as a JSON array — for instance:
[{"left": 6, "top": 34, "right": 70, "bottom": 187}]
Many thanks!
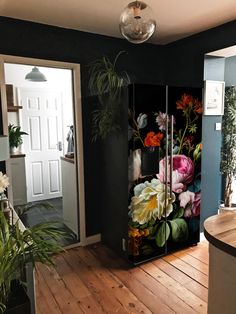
[
  {"left": 88, "top": 51, "right": 130, "bottom": 141},
  {"left": 0, "top": 208, "right": 66, "bottom": 313},
  {"left": 220, "top": 86, "right": 236, "bottom": 207},
  {"left": 8, "top": 124, "right": 28, "bottom": 148}
]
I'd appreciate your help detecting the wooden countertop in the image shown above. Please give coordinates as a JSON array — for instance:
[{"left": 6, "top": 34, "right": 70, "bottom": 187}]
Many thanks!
[
  {"left": 204, "top": 211, "right": 236, "bottom": 257},
  {"left": 10, "top": 153, "right": 26, "bottom": 158}
]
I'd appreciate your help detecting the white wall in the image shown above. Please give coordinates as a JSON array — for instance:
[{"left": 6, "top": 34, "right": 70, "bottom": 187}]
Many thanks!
[{"left": 4, "top": 63, "right": 74, "bottom": 155}]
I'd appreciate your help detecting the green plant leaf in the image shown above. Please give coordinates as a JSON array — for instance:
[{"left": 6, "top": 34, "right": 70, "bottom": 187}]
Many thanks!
[
  {"left": 155, "top": 221, "right": 170, "bottom": 247},
  {"left": 170, "top": 218, "right": 189, "bottom": 242},
  {"left": 172, "top": 207, "right": 184, "bottom": 219},
  {"left": 0, "top": 208, "right": 67, "bottom": 310},
  {"left": 147, "top": 223, "right": 158, "bottom": 240}
]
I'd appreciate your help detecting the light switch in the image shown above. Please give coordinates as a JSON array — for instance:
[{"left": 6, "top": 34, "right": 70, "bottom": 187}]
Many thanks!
[{"left": 215, "top": 122, "right": 221, "bottom": 131}]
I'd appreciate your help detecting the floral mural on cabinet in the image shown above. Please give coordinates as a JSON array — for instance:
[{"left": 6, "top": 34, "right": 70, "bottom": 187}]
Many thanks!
[{"left": 128, "top": 90, "right": 202, "bottom": 261}]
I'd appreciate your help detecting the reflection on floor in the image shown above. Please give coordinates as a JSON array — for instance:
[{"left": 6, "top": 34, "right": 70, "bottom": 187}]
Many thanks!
[{"left": 17, "top": 197, "right": 78, "bottom": 247}]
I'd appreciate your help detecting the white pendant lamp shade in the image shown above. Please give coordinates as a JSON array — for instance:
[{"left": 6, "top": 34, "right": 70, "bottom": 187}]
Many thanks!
[
  {"left": 119, "top": 1, "right": 156, "bottom": 44},
  {"left": 25, "top": 66, "right": 47, "bottom": 82}
]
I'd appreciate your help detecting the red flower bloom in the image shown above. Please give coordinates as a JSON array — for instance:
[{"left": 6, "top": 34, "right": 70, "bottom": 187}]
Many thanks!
[
  {"left": 176, "top": 94, "right": 194, "bottom": 109},
  {"left": 144, "top": 131, "right": 164, "bottom": 147},
  {"left": 193, "top": 99, "right": 203, "bottom": 114}
]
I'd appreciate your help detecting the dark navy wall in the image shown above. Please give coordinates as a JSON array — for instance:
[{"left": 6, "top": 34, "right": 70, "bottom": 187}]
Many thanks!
[
  {"left": 1, "top": 16, "right": 236, "bottom": 235},
  {"left": 0, "top": 16, "right": 165, "bottom": 237},
  {"left": 164, "top": 21, "right": 236, "bottom": 227},
  {"left": 165, "top": 20, "right": 236, "bottom": 87}
]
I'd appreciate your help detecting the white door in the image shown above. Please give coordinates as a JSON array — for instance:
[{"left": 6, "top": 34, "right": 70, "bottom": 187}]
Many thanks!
[{"left": 20, "top": 88, "right": 63, "bottom": 202}]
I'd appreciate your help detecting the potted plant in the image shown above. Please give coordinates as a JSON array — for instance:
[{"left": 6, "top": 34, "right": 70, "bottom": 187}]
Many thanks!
[
  {"left": 88, "top": 51, "right": 130, "bottom": 141},
  {"left": 8, "top": 124, "right": 28, "bottom": 154},
  {"left": 220, "top": 86, "right": 236, "bottom": 209},
  {"left": 0, "top": 203, "right": 67, "bottom": 313}
]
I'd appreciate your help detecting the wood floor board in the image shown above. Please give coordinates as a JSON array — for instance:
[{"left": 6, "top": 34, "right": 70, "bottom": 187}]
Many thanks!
[
  {"left": 37, "top": 263, "right": 84, "bottom": 313},
  {"left": 92, "top": 246, "right": 194, "bottom": 313},
  {"left": 182, "top": 246, "right": 209, "bottom": 265},
  {"left": 172, "top": 250, "right": 209, "bottom": 275},
  {"left": 63, "top": 248, "right": 129, "bottom": 313},
  {"left": 76, "top": 247, "right": 152, "bottom": 313},
  {"left": 183, "top": 280, "right": 208, "bottom": 303},
  {"left": 35, "top": 241, "right": 209, "bottom": 314},
  {"left": 163, "top": 253, "right": 209, "bottom": 288},
  {"left": 141, "top": 262, "right": 207, "bottom": 313},
  {"left": 152, "top": 258, "right": 208, "bottom": 303},
  {"left": 91, "top": 246, "right": 175, "bottom": 314}
]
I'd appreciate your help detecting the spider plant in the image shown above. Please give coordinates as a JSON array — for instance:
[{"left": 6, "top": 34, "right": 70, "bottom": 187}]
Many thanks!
[
  {"left": 88, "top": 51, "right": 130, "bottom": 141},
  {"left": 0, "top": 210, "right": 66, "bottom": 313}
]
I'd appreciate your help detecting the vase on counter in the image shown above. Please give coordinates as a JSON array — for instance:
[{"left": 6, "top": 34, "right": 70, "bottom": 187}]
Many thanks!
[{"left": 10, "top": 146, "right": 19, "bottom": 155}]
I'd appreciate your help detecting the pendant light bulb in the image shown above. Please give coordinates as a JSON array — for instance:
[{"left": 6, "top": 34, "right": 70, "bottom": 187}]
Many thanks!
[{"left": 119, "top": 1, "right": 156, "bottom": 44}]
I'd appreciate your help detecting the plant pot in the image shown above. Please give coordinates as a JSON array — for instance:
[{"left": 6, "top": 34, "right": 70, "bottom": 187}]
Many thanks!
[
  {"left": 218, "top": 204, "right": 236, "bottom": 214},
  {"left": 5, "top": 281, "right": 31, "bottom": 314},
  {"left": 141, "top": 146, "right": 159, "bottom": 176},
  {"left": 9, "top": 147, "right": 19, "bottom": 155}
]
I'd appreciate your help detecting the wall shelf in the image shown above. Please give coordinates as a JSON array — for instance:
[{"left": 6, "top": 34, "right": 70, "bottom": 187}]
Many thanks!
[{"left": 7, "top": 105, "right": 23, "bottom": 112}]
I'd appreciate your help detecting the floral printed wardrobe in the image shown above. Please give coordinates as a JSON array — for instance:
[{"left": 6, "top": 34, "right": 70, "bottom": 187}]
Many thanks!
[{"left": 127, "top": 84, "right": 202, "bottom": 264}]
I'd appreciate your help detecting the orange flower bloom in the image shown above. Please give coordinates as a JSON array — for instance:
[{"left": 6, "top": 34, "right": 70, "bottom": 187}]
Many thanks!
[
  {"left": 128, "top": 227, "right": 142, "bottom": 238},
  {"left": 199, "top": 143, "right": 202, "bottom": 151},
  {"left": 144, "top": 131, "right": 164, "bottom": 147},
  {"left": 193, "top": 99, "right": 203, "bottom": 114},
  {"left": 128, "top": 227, "right": 149, "bottom": 238},
  {"left": 176, "top": 93, "right": 194, "bottom": 109}
]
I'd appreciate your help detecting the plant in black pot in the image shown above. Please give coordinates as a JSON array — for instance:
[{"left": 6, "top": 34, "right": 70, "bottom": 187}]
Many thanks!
[
  {"left": 220, "top": 86, "right": 236, "bottom": 209},
  {"left": 8, "top": 124, "right": 28, "bottom": 154},
  {"left": 0, "top": 209, "right": 66, "bottom": 314}
]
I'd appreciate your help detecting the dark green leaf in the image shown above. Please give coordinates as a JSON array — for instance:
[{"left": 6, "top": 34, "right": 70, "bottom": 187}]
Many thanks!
[
  {"left": 170, "top": 218, "right": 189, "bottom": 242},
  {"left": 155, "top": 221, "right": 170, "bottom": 247},
  {"left": 172, "top": 207, "right": 184, "bottom": 219}
]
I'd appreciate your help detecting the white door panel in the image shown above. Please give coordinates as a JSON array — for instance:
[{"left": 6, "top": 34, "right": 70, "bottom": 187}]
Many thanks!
[
  {"left": 31, "top": 162, "right": 43, "bottom": 196},
  {"left": 20, "top": 88, "right": 63, "bottom": 202},
  {"left": 48, "top": 160, "right": 60, "bottom": 193},
  {"left": 29, "top": 116, "right": 42, "bottom": 151}
]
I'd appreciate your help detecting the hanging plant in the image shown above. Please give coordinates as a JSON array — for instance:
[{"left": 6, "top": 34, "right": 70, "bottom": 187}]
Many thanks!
[{"left": 88, "top": 51, "right": 130, "bottom": 141}]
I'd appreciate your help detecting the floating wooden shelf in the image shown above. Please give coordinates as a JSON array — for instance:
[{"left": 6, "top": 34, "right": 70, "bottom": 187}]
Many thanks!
[{"left": 7, "top": 105, "right": 23, "bottom": 112}]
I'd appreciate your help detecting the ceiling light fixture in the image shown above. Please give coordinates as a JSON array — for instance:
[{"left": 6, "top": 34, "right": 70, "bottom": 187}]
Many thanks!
[
  {"left": 25, "top": 66, "right": 47, "bottom": 82},
  {"left": 119, "top": 0, "right": 156, "bottom": 44}
]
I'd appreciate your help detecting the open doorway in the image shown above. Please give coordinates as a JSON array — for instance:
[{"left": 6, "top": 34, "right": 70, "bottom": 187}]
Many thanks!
[
  {"left": 0, "top": 56, "right": 85, "bottom": 247},
  {"left": 203, "top": 45, "right": 236, "bottom": 218}
]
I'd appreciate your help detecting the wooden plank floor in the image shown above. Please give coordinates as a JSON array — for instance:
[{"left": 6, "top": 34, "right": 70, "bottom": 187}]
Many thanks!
[{"left": 35, "top": 241, "right": 209, "bottom": 314}]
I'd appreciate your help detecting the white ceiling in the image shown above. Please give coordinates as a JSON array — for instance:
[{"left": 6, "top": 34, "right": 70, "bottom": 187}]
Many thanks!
[{"left": 1, "top": 0, "right": 236, "bottom": 44}]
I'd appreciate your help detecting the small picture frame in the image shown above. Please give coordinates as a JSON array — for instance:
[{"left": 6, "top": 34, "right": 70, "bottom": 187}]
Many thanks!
[{"left": 203, "top": 80, "right": 225, "bottom": 115}]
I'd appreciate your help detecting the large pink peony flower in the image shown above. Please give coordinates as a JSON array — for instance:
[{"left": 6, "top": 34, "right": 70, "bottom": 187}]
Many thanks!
[{"left": 157, "top": 155, "right": 194, "bottom": 193}]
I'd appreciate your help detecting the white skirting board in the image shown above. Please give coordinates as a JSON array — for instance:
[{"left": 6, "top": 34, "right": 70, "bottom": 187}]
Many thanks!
[{"left": 84, "top": 233, "right": 101, "bottom": 246}]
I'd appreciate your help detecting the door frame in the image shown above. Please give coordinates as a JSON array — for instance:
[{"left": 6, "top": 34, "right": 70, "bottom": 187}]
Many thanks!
[{"left": 0, "top": 54, "right": 86, "bottom": 246}]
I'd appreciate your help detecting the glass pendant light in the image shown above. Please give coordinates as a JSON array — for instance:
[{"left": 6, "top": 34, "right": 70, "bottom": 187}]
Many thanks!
[
  {"left": 25, "top": 67, "right": 47, "bottom": 82},
  {"left": 119, "top": 1, "right": 156, "bottom": 44}
]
